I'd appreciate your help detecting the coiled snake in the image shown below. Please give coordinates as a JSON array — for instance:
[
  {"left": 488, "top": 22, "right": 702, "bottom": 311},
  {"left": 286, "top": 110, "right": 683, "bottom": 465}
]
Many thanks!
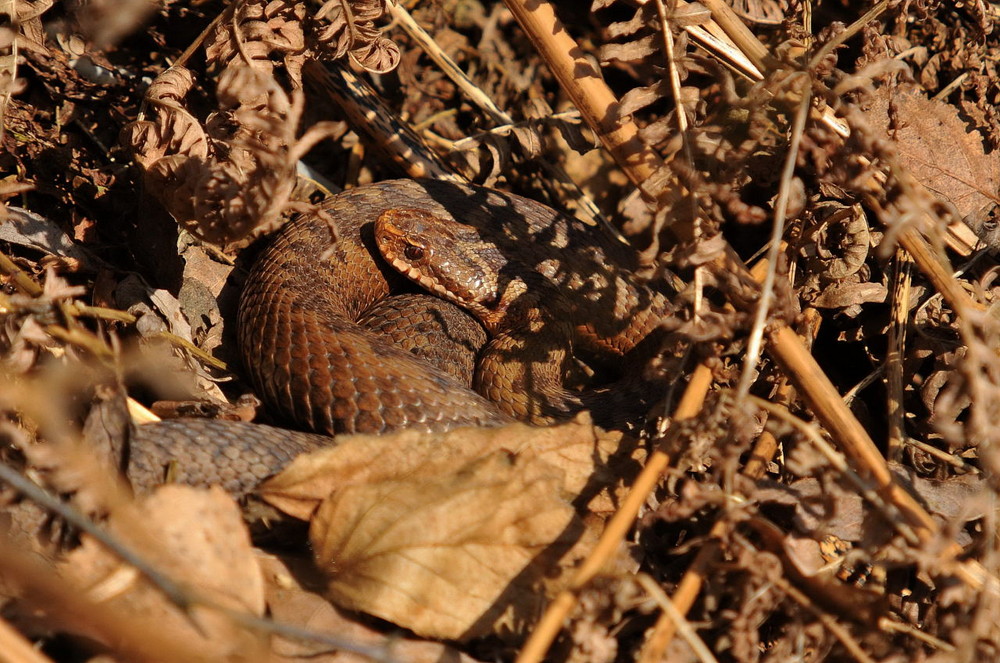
[{"left": 128, "top": 180, "right": 671, "bottom": 494}]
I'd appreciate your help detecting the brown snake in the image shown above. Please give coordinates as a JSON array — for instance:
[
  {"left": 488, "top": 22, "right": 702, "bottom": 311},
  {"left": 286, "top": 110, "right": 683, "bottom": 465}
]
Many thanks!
[{"left": 128, "top": 180, "right": 670, "bottom": 495}]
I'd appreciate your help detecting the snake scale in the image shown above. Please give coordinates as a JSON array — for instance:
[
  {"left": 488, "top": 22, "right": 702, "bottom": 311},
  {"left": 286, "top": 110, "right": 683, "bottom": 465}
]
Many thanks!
[{"left": 128, "top": 180, "right": 671, "bottom": 495}]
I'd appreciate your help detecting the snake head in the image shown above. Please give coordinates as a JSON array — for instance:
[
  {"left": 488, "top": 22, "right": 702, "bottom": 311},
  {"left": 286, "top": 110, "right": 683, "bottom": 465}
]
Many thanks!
[{"left": 375, "top": 208, "right": 509, "bottom": 328}]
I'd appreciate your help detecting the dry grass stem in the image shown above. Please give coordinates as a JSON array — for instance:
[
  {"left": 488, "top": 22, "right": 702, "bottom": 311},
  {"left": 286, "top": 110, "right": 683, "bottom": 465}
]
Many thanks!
[{"left": 514, "top": 363, "right": 714, "bottom": 663}]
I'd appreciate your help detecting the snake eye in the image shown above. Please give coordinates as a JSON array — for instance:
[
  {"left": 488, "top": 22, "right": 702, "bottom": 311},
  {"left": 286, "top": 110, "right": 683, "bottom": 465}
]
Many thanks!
[{"left": 404, "top": 244, "right": 425, "bottom": 261}]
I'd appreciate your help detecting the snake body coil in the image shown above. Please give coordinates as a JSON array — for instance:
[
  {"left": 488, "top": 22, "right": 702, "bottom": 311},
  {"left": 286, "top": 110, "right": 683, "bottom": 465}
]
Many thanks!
[
  {"left": 237, "top": 181, "right": 507, "bottom": 435},
  {"left": 131, "top": 180, "right": 669, "bottom": 493}
]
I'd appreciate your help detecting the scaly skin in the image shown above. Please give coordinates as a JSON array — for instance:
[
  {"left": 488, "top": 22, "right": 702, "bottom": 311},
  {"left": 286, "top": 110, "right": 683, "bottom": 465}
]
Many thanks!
[
  {"left": 128, "top": 179, "right": 670, "bottom": 493},
  {"left": 237, "top": 180, "right": 508, "bottom": 435},
  {"left": 374, "top": 191, "right": 673, "bottom": 423}
]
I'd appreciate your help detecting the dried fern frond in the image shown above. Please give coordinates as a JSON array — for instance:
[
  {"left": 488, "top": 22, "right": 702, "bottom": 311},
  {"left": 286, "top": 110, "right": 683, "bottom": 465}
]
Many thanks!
[
  {"left": 205, "top": 0, "right": 309, "bottom": 84},
  {"left": 124, "top": 65, "right": 342, "bottom": 250},
  {"left": 204, "top": 0, "right": 399, "bottom": 86},
  {"left": 125, "top": 0, "right": 399, "bottom": 249},
  {"left": 310, "top": 0, "right": 400, "bottom": 72},
  {"left": 444, "top": 109, "right": 597, "bottom": 184}
]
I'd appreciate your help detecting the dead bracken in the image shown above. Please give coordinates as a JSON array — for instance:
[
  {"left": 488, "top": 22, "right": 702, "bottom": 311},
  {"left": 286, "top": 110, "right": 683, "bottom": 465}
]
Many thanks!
[{"left": 2, "top": 1, "right": 1000, "bottom": 662}]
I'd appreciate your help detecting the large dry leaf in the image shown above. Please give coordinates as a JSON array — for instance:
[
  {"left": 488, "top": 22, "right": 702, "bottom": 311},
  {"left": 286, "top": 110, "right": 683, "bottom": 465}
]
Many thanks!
[
  {"left": 258, "top": 418, "right": 627, "bottom": 640},
  {"left": 259, "top": 555, "right": 482, "bottom": 662},
  {"left": 311, "top": 451, "right": 579, "bottom": 640}
]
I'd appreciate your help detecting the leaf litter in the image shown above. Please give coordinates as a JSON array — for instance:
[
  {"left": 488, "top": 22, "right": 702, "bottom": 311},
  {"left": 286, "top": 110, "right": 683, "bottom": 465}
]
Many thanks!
[{"left": 2, "top": 1, "right": 1000, "bottom": 662}]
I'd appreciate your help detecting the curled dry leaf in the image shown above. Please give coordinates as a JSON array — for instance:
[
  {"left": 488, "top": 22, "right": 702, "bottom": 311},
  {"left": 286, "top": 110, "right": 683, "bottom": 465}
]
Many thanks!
[
  {"left": 600, "top": 34, "right": 660, "bottom": 65},
  {"left": 796, "top": 204, "right": 882, "bottom": 314},
  {"left": 809, "top": 279, "right": 887, "bottom": 310},
  {"left": 125, "top": 65, "right": 309, "bottom": 249},
  {"left": 259, "top": 418, "right": 629, "bottom": 640},
  {"left": 56, "top": 486, "right": 267, "bottom": 659},
  {"left": 8, "top": 0, "right": 52, "bottom": 52},
  {"left": 620, "top": 80, "right": 670, "bottom": 117},
  {"left": 812, "top": 204, "right": 870, "bottom": 281}
]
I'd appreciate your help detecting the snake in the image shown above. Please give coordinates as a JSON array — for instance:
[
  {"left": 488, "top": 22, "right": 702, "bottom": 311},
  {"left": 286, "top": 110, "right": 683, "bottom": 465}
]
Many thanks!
[{"left": 126, "top": 179, "right": 671, "bottom": 496}]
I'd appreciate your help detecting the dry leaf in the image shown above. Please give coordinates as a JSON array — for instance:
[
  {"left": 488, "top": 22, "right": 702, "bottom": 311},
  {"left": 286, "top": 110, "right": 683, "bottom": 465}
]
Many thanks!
[
  {"left": 865, "top": 85, "right": 1000, "bottom": 245},
  {"left": 260, "top": 555, "right": 484, "bottom": 662},
  {"left": 753, "top": 477, "right": 865, "bottom": 542},
  {"left": 259, "top": 418, "right": 627, "bottom": 640},
  {"left": 810, "top": 280, "right": 887, "bottom": 309},
  {"left": 312, "top": 451, "right": 578, "bottom": 640},
  {"left": 259, "top": 417, "right": 626, "bottom": 520},
  {"left": 0, "top": 207, "right": 96, "bottom": 269},
  {"left": 56, "top": 486, "right": 267, "bottom": 659},
  {"left": 810, "top": 204, "right": 871, "bottom": 281}
]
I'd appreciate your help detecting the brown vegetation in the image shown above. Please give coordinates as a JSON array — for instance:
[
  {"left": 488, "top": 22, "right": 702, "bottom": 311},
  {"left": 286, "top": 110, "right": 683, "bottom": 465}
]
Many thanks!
[{"left": 2, "top": 0, "right": 1000, "bottom": 661}]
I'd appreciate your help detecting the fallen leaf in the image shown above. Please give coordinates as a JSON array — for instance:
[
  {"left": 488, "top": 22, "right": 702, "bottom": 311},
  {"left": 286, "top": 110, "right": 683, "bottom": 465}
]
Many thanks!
[
  {"left": 0, "top": 207, "right": 96, "bottom": 269},
  {"left": 809, "top": 280, "right": 887, "bottom": 309},
  {"left": 259, "top": 418, "right": 627, "bottom": 640},
  {"left": 754, "top": 467, "right": 986, "bottom": 547},
  {"left": 312, "top": 451, "right": 579, "bottom": 640},
  {"left": 55, "top": 485, "right": 267, "bottom": 659},
  {"left": 753, "top": 477, "right": 865, "bottom": 542},
  {"left": 259, "top": 555, "right": 482, "bottom": 662},
  {"left": 865, "top": 85, "right": 1000, "bottom": 245},
  {"left": 259, "top": 416, "right": 626, "bottom": 521}
]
